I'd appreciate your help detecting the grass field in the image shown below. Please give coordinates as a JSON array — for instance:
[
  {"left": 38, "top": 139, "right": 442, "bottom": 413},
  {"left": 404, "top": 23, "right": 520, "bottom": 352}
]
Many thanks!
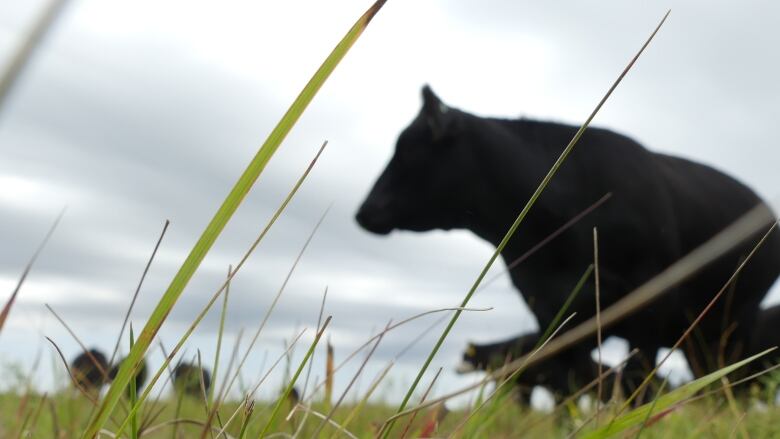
[{"left": 2, "top": 384, "right": 780, "bottom": 438}]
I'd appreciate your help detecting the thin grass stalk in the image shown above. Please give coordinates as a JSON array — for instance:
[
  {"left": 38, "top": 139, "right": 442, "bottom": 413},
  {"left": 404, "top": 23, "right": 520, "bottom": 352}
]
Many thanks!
[
  {"left": 291, "top": 287, "right": 329, "bottom": 439},
  {"left": 310, "top": 320, "right": 390, "bottom": 438},
  {"left": 141, "top": 340, "right": 181, "bottom": 432},
  {"left": 141, "top": 419, "right": 237, "bottom": 439},
  {"left": 0, "top": 0, "right": 69, "bottom": 115},
  {"left": 110, "top": 143, "right": 327, "bottom": 437},
  {"left": 537, "top": 264, "right": 593, "bottom": 348},
  {"left": 109, "top": 220, "right": 169, "bottom": 368},
  {"left": 44, "top": 305, "right": 110, "bottom": 385},
  {"left": 399, "top": 367, "right": 443, "bottom": 439},
  {"left": 593, "top": 227, "right": 603, "bottom": 424},
  {"left": 201, "top": 330, "right": 245, "bottom": 439},
  {"left": 128, "top": 326, "right": 139, "bottom": 439},
  {"left": 287, "top": 404, "right": 358, "bottom": 439},
  {"left": 215, "top": 330, "right": 307, "bottom": 437},
  {"left": 237, "top": 399, "right": 255, "bottom": 439},
  {"left": 324, "top": 339, "right": 334, "bottom": 409},
  {"left": 85, "top": 0, "right": 388, "bottom": 432},
  {"left": 24, "top": 392, "right": 48, "bottom": 438},
  {"left": 633, "top": 376, "right": 669, "bottom": 439},
  {"left": 382, "top": 12, "right": 669, "bottom": 437},
  {"left": 0, "top": 208, "right": 64, "bottom": 334},
  {"left": 210, "top": 265, "right": 232, "bottom": 404},
  {"left": 394, "top": 312, "right": 449, "bottom": 360},
  {"left": 45, "top": 337, "right": 98, "bottom": 406},
  {"left": 304, "top": 306, "right": 491, "bottom": 402},
  {"left": 720, "top": 376, "right": 749, "bottom": 439},
  {"left": 479, "top": 193, "right": 611, "bottom": 292},
  {"left": 196, "top": 351, "right": 212, "bottom": 419},
  {"left": 259, "top": 316, "right": 332, "bottom": 438},
  {"left": 219, "top": 206, "right": 331, "bottom": 409},
  {"left": 327, "top": 361, "right": 394, "bottom": 439}
]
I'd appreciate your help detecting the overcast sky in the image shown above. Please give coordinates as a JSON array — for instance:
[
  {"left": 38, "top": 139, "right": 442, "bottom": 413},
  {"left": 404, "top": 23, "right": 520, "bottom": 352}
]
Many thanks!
[{"left": 1, "top": 0, "right": 779, "bottom": 405}]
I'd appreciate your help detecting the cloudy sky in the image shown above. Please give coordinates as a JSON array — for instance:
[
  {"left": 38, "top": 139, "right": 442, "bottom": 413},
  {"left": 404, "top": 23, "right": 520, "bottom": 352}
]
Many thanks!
[{"left": 1, "top": 0, "right": 779, "bottom": 405}]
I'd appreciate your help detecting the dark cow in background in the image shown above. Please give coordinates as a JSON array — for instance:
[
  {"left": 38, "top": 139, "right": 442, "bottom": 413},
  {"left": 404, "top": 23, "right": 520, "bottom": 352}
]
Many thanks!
[
  {"left": 456, "top": 333, "right": 620, "bottom": 403},
  {"left": 173, "top": 362, "right": 211, "bottom": 398},
  {"left": 109, "top": 357, "right": 148, "bottom": 395},
  {"left": 356, "top": 85, "right": 780, "bottom": 393},
  {"left": 70, "top": 348, "right": 109, "bottom": 392}
]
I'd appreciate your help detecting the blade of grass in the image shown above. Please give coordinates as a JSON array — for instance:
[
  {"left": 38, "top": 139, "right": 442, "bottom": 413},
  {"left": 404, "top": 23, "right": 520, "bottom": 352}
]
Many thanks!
[
  {"left": 382, "top": 11, "right": 670, "bottom": 438},
  {"left": 479, "top": 193, "right": 610, "bottom": 293},
  {"left": 128, "top": 326, "right": 138, "bottom": 439},
  {"left": 218, "top": 206, "right": 331, "bottom": 412},
  {"left": 210, "top": 264, "right": 232, "bottom": 405},
  {"left": 291, "top": 287, "right": 330, "bottom": 439},
  {"left": 259, "top": 316, "right": 332, "bottom": 438},
  {"left": 84, "top": 0, "right": 388, "bottom": 433},
  {"left": 327, "top": 361, "right": 394, "bottom": 439},
  {"left": 0, "top": 0, "right": 69, "bottom": 116},
  {"left": 310, "top": 320, "right": 391, "bottom": 438},
  {"left": 45, "top": 304, "right": 110, "bottom": 386},
  {"left": 399, "top": 367, "right": 442, "bottom": 439},
  {"left": 215, "top": 329, "right": 307, "bottom": 437},
  {"left": 304, "top": 306, "right": 491, "bottom": 403},
  {"left": 0, "top": 208, "right": 64, "bottom": 335},
  {"left": 593, "top": 227, "right": 603, "bottom": 424},
  {"left": 109, "top": 220, "right": 170, "bottom": 369}
]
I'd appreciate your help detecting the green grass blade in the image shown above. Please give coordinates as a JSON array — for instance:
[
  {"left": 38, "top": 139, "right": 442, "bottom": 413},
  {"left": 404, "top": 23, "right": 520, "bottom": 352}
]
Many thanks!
[
  {"left": 210, "top": 265, "right": 232, "bottom": 404},
  {"left": 258, "top": 316, "right": 332, "bottom": 438},
  {"left": 82, "top": 1, "right": 387, "bottom": 436},
  {"left": 380, "top": 10, "right": 670, "bottom": 438},
  {"left": 581, "top": 348, "right": 774, "bottom": 439}
]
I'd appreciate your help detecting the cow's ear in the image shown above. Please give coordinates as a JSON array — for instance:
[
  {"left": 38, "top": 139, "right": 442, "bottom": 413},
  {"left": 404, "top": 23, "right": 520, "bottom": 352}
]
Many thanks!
[{"left": 421, "top": 85, "right": 452, "bottom": 141}]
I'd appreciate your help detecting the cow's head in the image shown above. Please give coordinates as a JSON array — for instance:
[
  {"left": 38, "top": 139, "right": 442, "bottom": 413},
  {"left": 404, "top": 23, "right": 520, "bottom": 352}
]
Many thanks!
[{"left": 356, "top": 85, "right": 477, "bottom": 235}]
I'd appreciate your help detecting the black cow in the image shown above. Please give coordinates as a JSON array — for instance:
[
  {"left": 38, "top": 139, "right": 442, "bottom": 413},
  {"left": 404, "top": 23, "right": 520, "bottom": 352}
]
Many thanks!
[
  {"left": 356, "top": 85, "right": 780, "bottom": 387},
  {"left": 456, "top": 333, "right": 639, "bottom": 404},
  {"left": 70, "top": 348, "right": 109, "bottom": 391},
  {"left": 173, "top": 362, "right": 211, "bottom": 398}
]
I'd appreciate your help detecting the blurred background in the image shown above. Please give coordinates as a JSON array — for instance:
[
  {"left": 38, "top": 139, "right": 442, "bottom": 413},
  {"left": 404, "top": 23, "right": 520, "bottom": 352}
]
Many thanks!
[{"left": 1, "top": 0, "right": 778, "bottom": 406}]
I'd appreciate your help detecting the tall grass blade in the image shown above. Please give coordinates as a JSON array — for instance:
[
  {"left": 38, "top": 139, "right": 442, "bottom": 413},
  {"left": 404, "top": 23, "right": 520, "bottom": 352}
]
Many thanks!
[
  {"left": 0, "top": 0, "right": 69, "bottom": 117},
  {"left": 0, "top": 208, "right": 64, "bottom": 335},
  {"left": 83, "top": 1, "right": 387, "bottom": 435},
  {"left": 382, "top": 11, "right": 670, "bottom": 437},
  {"left": 210, "top": 264, "right": 232, "bottom": 404},
  {"left": 259, "top": 316, "right": 332, "bottom": 438},
  {"left": 109, "top": 220, "right": 170, "bottom": 368}
]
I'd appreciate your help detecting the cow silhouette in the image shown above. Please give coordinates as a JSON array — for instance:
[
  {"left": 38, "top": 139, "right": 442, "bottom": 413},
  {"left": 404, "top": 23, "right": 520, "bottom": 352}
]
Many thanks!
[
  {"left": 173, "top": 362, "right": 211, "bottom": 398},
  {"left": 70, "top": 348, "right": 109, "bottom": 391},
  {"left": 356, "top": 85, "right": 780, "bottom": 388},
  {"left": 457, "top": 333, "right": 612, "bottom": 403}
]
